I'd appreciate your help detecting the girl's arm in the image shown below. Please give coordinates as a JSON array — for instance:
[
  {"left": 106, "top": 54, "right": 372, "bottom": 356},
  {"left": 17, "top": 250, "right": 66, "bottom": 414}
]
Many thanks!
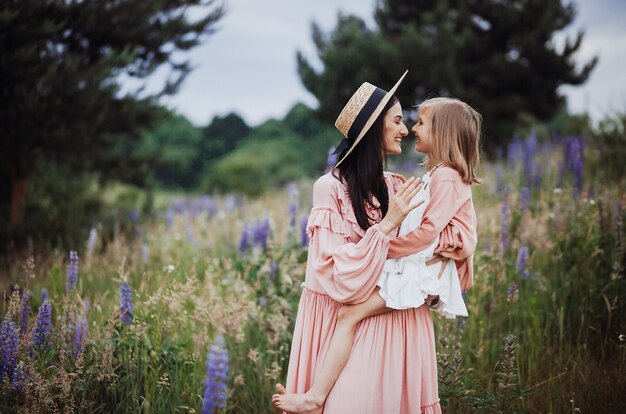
[{"left": 388, "top": 174, "right": 469, "bottom": 258}]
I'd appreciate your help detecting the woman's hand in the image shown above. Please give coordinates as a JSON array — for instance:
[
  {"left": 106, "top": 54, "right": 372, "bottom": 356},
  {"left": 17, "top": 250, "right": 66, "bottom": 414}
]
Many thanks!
[{"left": 378, "top": 177, "right": 424, "bottom": 235}]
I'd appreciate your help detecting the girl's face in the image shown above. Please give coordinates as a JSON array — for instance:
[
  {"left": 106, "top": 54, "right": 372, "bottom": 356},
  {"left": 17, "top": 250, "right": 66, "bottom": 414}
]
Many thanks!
[
  {"left": 382, "top": 102, "right": 408, "bottom": 155},
  {"left": 413, "top": 108, "right": 434, "bottom": 155}
]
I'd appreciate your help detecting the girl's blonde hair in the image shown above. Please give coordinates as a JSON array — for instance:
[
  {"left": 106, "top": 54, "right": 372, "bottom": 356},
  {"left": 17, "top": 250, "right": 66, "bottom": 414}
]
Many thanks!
[{"left": 418, "top": 97, "right": 482, "bottom": 185}]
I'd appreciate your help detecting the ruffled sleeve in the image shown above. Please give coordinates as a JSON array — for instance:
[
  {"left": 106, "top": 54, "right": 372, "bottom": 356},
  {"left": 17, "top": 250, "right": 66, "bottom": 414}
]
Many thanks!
[{"left": 304, "top": 174, "right": 391, "bottom": 304}]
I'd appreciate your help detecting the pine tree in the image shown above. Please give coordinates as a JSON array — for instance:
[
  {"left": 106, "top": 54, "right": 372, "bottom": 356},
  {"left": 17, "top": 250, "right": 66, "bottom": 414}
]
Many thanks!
[
  {"left": 298, "top": 0, "right": 597, "bottom": 151},
  {"left": 0, "top": 0, "right": 224, "bottom": 233}
]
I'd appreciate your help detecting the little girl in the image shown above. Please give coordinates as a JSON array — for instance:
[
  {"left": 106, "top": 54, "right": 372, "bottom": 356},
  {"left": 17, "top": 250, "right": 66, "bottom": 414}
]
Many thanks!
[{"left": 274, "top": 97, "right": 481, "bottom": 413}]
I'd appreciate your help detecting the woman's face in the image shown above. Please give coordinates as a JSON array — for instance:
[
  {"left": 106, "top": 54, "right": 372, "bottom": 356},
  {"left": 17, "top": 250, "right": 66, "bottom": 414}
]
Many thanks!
[
  {"left": 412, "top": 107, "right": 434, "bottom": 155},
  {"left": 383, "top": 102, "right": 408, "bottom": 155}
]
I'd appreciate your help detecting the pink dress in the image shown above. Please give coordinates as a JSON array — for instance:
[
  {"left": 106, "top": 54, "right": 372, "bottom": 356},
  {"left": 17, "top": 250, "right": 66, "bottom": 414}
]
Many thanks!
[{"left": 284, "top": 171, "right": 443, "bottom": 414}]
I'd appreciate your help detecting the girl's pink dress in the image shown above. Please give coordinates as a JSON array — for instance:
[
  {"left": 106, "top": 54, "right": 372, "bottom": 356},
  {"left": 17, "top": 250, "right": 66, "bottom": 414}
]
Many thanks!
[{"left": 284, "top": 167, "right": 475, "bottom": 414}]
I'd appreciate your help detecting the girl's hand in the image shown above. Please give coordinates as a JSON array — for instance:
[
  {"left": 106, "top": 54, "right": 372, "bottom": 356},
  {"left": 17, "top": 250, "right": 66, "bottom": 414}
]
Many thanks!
[{"left": 378, "top": 177, "right": 424, "bottom": 235}]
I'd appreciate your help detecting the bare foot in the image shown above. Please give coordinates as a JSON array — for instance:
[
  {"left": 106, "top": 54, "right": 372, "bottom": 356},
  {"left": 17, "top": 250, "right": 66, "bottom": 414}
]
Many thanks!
[{"left": 272, "top": 386, "right": 324, "bottom": 413}]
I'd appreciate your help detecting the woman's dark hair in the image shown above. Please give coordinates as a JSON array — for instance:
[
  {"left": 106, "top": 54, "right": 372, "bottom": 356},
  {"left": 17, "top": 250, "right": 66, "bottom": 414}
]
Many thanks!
[{"left": 333, "top": 96, "right": 399, "bottom": 231}]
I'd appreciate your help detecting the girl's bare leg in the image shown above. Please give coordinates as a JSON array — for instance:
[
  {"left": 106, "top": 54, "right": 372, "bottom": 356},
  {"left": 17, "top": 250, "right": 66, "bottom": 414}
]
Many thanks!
[{"left": 272, "top": 288, "right": 390, "bottom": 413}]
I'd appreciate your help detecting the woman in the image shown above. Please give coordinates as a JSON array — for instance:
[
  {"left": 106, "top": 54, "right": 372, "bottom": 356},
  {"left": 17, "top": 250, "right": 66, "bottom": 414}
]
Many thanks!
[{"left": 275, "top": 71, "right": 443, "bottom": 414}]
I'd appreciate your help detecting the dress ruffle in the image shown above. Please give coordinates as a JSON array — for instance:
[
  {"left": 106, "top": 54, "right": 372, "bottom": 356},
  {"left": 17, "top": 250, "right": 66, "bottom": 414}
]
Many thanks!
[{"left": 306, "top": 207, "right": 349, "bottom": 239}]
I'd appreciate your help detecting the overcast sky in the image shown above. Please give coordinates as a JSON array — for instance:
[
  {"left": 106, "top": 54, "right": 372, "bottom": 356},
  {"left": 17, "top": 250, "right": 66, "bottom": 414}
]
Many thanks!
[{"left": 140, "top": 0, "right": 626, "bottom": 127}]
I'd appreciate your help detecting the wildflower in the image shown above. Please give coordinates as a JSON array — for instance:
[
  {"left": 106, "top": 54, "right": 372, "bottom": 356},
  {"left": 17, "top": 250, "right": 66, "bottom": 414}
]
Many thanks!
[
  {"left": 258, "top": 297, "right": 267, "bottom": 306},
  {"left": 40, "top": 288, "right": 48, "bottom": 303},
  {"left": 32, "top": 300, "right": 52, "bottom": 353},
  {"left": 19, "top": 294, "right": 30, "bottom": 334},
  {"left": 522, "top": 131, "right": 537, "bottom": 186},
  {"left": 166, "top": 264, "right": 175, "bottom": 273},
  {"left": 74, "top": 318, "right": 88, "bottom": 359},
  {"left": 268, "top": 261, "right": 277, "bottom": 281},
  {"left": 129, "top": 209, "right": 140, "bottom": 223},
  {"left": 506, "top": 135, "right": 522, "bottom": 168},
  {"left": 87, "top": 227, "right": 97, "bottom": 254},
  {"left": 12, "top": 360, "right": 25, "bottom": 392},
  {"left": 120, "top": 281, "right": 133, "bottom": 325},
  {"left": 516, "top": 246, "right": 529, "bottom": 278},
  {"left": 238, "top": 224, "right": 250, "bottom": 254},
  {"left": 300, "top": 215, "right": 309, "bottom": 248},
  {"left": 253, "top": 218, "right": 271, "bottom": 252},
  {"left": 166, "top": 208, "right": 175, "bottom": 228},
  {"left": 495, "top": 164, "right": 504, "bottom": 194},
  {"left": 289, "top": 202, "right": 297, "bottom": 229},
  {"left": 507, "top": 283, "right": 519, "bottom": 303},
  {"left": 66, "top": 251, "right": 79, "bottom": 291},
  {"left": 0, "top": 319, "right": 20, "bottom": 382},
  {"left": 327, "top": 145, "right": 338, "bottom": 169},
  {"left": 202, "top": 336, "right": 229, "bottom": 413},
  {"left": 519, "top": 186, "right": 530, "bottom": 213}
]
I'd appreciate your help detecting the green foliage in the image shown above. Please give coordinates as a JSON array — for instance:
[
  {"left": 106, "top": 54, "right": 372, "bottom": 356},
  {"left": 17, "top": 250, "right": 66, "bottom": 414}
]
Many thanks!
[
  {"left": 298, "top": 0, "right": 597, "bottom": 153},
  {"left": 139, "top": 108, "right": 203, "bottom": 189},
  {"left": 0, "top": 0, "right": 225, "bottom": 238},
  {"left": 200, "top": 106, "right": 337, "bottom": 195},
  {"left": 588, "top": 111, "right": 626, "bottom": 181},
  {"left": 2, "top": 143, "right": 626, "bottom": 412}
]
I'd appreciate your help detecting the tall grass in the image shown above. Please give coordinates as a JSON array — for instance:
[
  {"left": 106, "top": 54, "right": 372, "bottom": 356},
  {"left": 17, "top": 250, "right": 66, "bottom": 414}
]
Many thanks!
[{"left": 1, "top": 135, "right": 625, "bottom": 413}]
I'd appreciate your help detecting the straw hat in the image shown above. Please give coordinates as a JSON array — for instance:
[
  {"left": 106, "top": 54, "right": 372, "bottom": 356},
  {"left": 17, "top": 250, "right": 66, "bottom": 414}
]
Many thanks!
[{"left": 334, "top": 70, "right": 408, "bottom": 167}]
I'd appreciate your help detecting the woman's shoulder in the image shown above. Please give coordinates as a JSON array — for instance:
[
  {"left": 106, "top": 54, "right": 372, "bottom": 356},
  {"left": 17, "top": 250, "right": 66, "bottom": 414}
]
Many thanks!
[
  {"left": 314, "top": 171, "right": 342, "bottom": 192},
  {"left": 312, "top": 171, "right": 345, "bottom": 207}
]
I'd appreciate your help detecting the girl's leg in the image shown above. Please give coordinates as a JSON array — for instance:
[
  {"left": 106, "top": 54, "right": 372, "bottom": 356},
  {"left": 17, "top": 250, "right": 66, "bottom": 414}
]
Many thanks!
[{"left": 273, "top": 288, "right": 389, "bottom": 413}]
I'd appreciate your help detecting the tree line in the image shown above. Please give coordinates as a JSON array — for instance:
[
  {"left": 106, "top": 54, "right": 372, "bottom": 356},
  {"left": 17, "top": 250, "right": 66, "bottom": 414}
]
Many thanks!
[{"left": 1, "top": 0, "right": 597, "bottom": 248}]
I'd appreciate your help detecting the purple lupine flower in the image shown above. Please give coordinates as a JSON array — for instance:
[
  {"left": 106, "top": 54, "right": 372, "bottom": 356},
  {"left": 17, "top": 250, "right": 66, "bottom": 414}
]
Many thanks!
[
  {"left": 32, "top": 300, "right": 52, "bottom": 353},
  {"left": 500, "top": 193, "right": 510, "bottom": 258},
  {"left": 12, "top": 361, "right": 25, "bottom": 392},
  {"left": 495, "top": 164, "right": 504, "bottom": 194},
  {"left": 564, "top": 137, "right": 584, "bottom": 196},
  {"left": 201, "top": 336, "right": 230, "bottom": 413},
  {"left": 507, "top": 283, "right": 519, "bottom": 303},
  {"left": 66, "top": 251, "right": 79, "bottom": 291},
  {"left": 506, "top": 136, "right": 522, "bottom": 169},
  {"left": 516, "top": 246, "right": 529, "bottom": 278},
  {"left": 238, "top": 224, "right": 250, "bottom": 255},
  {"left": 522, "top": 131, "right": 538, "bottom": 187},
  {"left": 573, "top": 152, "right": 583, "bottom": 197},
  {"left": 519, "top": 187, "right": 530, "bottom": 213},
  {"left": 0, "top": 319, "right": 20, "bottom": 383},
  {"left": 73, "top": 318, "right": 88, "bottom": 359},
  {"left": 87, "top": 227, "right": 97, "bottom": 254},
  {"left": 40, "top": 288, "right": 48, "bottom": 303},
  {"left": 120, "top": 281, "right": 133, "bottom": 325},
  {"left": 327, "top": 146, "right": 338, "bottom": 169},
  {"left": 258, "top": 297, "right": 267, "bottom": 306},
  {"left": 268, "top": 261, "right": 277, "bottom": 282},
  {"left": 129, "top": 209, "right": 140, "bottom": 223},
  {"left": 19, "top": 294, "right": 30, "bottom": 334},
  {"left": 300, "top": 215, "right": 309, "bottom": 248},
  {"left": 289, "top": 202, "right": 297, "bottom": 229},
  {"left": 166, "top": 208, "right": 175, "bottom": 228},
  {"left": 253, "top": 218, "right": 271, "bottom": 251}
]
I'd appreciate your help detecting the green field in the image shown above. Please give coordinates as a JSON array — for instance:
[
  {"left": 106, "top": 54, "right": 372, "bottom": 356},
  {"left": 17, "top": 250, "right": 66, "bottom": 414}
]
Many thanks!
[{"left": 1, "top": 136, "right": 625, "bottom": 414}]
